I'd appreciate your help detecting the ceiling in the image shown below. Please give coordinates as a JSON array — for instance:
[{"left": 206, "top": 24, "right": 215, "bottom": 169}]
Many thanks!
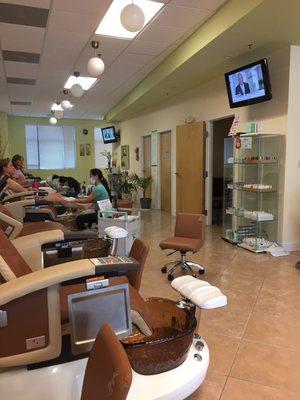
[
  {"left": 107, "top": 0, "right": 300, "bottom": 121},
  {"left": 0, "top": 0, "right": 227, "bottom": 120}
]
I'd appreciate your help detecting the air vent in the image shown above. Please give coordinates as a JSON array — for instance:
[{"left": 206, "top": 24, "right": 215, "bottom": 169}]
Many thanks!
[
  {"left": 3, "top": 50, "right": 40, "bottom": 64},
  {"left": 7, "top": 77, "right": 36, "bottom": 86},
  {"left": 0, "top": 3, "right": 49, "bottom": 28},
  {"left": 11, "top": 101, "right": 32, "bottom": 106}
]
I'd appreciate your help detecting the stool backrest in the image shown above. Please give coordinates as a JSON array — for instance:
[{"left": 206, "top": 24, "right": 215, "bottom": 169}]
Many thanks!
[
  {"left": 128, "top": 238, "right": 149, "bottom": 291},
  {"left": 81, "top": 323, "right": 132, "bottom": 400},
  {"left": 175, "top": 213, "right": 205, "bottom": 240}
]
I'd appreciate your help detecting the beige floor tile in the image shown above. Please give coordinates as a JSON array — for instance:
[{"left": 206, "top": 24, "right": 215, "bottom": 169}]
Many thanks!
[
  {"left": 221, "top": 378, "right": 300, "bottom": 400},
  {"left": 199, "top": 307, "right": 250, "bottom": 338},
  {"left": 244, "top": 309, "right": 300, "bottom": 350},
  {"left": 197, "top": 332, "right": 240, "bottom": 375},
  {"left": 231, "top": 341, "right": 300, "bottom": 393},
  {"left": 186, "top": 371, "right": 226, "bottom": 400}
]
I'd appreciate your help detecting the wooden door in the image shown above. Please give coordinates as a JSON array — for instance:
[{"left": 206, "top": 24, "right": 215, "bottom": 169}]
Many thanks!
[
  {"left": 143, "top": 135, "right": 152, "bottom": 198},
  {"left": 176, "top": 122, "right": 206, "bottom": 214},
  {"left": 160, "top": 131, "right": 171, "bottom": 213}
]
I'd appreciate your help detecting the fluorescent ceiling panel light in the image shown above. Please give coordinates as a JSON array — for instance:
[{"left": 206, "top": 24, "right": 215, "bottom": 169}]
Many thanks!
[
  {"left": 64, "top": 76, "right": 97, "bottom": 91},
  {"left": 95, "top": 0, "right": 164, "bottom": 39}
]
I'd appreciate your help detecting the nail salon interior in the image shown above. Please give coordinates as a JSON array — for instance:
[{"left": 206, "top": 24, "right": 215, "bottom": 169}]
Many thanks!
[{"left": 0, "top": 1, "right": 300, "bottom": 399}]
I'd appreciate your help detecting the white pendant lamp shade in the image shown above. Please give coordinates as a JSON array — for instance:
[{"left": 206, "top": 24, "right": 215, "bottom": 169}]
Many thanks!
[
  {"left": 54, "top": 109, "right": 64, "bottom": 119},
  {"left": 49, "top": 116, "right": 57, "bottom": 125},
  {"left": 87, "top": 56, "right": 105, "bottom": 77},
  {"left": 70, "top": 83, "right": 84, "bottom": 98},
  {"left": 120, "top": 3, "right": 145, "bottom": 33},
  {"left": 61, "top": 100, "right": 73, "bottom": 110}
]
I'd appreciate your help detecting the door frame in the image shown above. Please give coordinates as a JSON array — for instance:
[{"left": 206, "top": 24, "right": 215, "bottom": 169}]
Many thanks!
[
  {"left": 205, "top": 114, "right": 235, "bottom": 225},
  {"left": 140, "top": 129, "right": 171, "bottom": 210}
]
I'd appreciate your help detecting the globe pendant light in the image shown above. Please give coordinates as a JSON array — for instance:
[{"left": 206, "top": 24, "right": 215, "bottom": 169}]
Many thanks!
[
  {"left": 61, "top": 99, "right": 73, "bottom": 110},
  {"left": 70, "top": 71, "right": 84, "bottom": 98},
  {"left": 54, "top": 109, "right": 64, "bottom": 119},
  {"left": 87, "top": 41, "right": 105, "bottom": 77},
  {"left": 120, "top": 1, "right": 145, "bottom": 33},
  {"left": 87, "top": 56, "right": 105, "bottom": 77},
  {"left": 70, "top": 83, "right": 84, "bottom": 98},
  {"left": 49, "top": 116, "right": 57, "bottom": 125}
]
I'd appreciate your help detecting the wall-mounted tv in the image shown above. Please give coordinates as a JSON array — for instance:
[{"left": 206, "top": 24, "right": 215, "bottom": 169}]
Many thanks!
[
  {"left": 225, "top": 58, "right": 272, "bottom": 108},
  {"left": 102, "top": 126, "right": 118, "bottom": 144}
]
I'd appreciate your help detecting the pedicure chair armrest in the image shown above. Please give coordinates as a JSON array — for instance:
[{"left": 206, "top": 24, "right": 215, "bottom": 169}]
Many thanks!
[
  {"left": 0, "top": 259, "right": 96, "bottom": 306},
  {"left": 63, "top": 230, "right": 98, "bottom": 241},
  {"left": 4, "top": 191, "right": 35, "bottom": 202},
  {"left": 12, "top": 230, "right": 65, "bottom": 270},
  {"left": 4, "top": 199, "right": 38, "bottom": 222}
]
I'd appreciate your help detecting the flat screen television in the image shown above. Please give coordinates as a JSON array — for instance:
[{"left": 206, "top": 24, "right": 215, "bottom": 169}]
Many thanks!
[
  {"left": 101, "top": 126, "right": 118, "bottom": 144},
  {"left": 225, "top": 58, "right": 272, "bottom": 108}
]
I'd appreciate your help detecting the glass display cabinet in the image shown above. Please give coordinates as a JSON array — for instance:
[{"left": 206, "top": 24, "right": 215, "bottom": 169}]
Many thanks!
[{"left": 222, "top": 134, "right": 280, "bottom": 253}]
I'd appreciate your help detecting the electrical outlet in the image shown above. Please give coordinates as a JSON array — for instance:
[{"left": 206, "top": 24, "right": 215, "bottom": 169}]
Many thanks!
[{"left": 26, "top": 336, "right": 46, "bottom": 350}]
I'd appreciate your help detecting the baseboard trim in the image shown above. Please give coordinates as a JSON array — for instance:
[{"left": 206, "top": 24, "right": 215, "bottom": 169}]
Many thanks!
[{"left": 282, "top": 242, "right": 300, "bottom": 251}]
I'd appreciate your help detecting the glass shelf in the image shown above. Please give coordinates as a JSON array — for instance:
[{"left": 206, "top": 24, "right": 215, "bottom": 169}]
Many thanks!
[{"left": 222, "top": 134, "right": 280, "bottom": 253}]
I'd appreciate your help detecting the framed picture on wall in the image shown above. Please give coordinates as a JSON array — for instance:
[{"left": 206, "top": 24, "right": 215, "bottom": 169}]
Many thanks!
[
  {"left": 85, "top": 143, "right": 91, "bottom": 156},
  {"left": 121, "top": 145, "right": 130, "bottom": 170},
  {"left": 80, "top": 144, "right": 85, "bottom": 156}
]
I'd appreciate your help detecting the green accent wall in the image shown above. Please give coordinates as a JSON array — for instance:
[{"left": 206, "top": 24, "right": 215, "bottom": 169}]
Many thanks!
[
  {"left": 7, "top": 115, "right": 111, "bottom": 184},
  {"left": 0, "top": 112, "right": 9, "bottom": 157}
]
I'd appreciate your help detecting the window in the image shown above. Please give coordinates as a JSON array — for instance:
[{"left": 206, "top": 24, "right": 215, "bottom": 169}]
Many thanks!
[
  {"left": 25, "top": 125, "right": 76, "bottom": 169},
  {"left": 94, "top": 128, "right": 112, "bottom": 168}
]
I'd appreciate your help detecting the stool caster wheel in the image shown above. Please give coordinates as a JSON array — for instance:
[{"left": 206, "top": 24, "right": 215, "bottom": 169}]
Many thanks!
[
  {"left": 199, "top": 269, "right": 205, "bottom": 275},
  {"left": 161, "top": 266, "right": 167, "bottom": 274},
  {"left": 167, "top": 274, "right": 174, "bottom": 281}
]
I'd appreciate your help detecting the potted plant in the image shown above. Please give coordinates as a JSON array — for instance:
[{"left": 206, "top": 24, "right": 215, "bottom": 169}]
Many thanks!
[{"left": 132, "top": 173, "right": 154, "bottom": 209}]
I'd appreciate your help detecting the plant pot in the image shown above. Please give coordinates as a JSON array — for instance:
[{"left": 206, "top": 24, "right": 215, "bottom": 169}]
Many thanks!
[
  {"left": 121, "top": 192, "right": 132, "bottom": 201},
  {"left": 140, "top": 197, "right": 152, "bottom": 209}
]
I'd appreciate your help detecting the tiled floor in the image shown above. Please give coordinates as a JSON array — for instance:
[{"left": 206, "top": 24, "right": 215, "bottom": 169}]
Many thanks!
[{"left": 139, "top": 210, "right": 300, "bottom": 400}]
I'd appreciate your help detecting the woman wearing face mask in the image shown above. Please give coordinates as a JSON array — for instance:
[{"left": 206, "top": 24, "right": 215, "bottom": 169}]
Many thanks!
[
  {"left": 74, "top": 168, "right": 110, "bottom": 229},
  {"left": 0, "top": 158, "right": 32, "bottom": 194}
]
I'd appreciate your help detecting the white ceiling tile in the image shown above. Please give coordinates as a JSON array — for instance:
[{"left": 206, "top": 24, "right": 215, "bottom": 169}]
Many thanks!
[
  {"left": 44, "top": 29, "right": 90, "bottom": 51},
  {"left": 0, "top": 24, "right": 45, "bottom": 47},
  {"left": 121, "top": 52, "right": 153, "bottom": 66},
  {"left": 1, "top": 38, "right": 43, "bottom": 53},
  {"left": 48, "top": 10, "right": 100, "bottom": 34},
  {"left": 127, "top": 39, "right": 169, "bottom": 56},
  {"left": 170, "top": 0, "right": 226, "bottom": 10},
  {"left": 153, "top": 4, "right": 209, "bottom": 29},
  {"left": 1, "top": 0, "right": 50, "bottom": 8},
  {"left": 52, "top": 0, "right": 111, "bottom": 16},
  {"left": 138, "top": 24, "right": 185, "bottom": 43},
  {"left": 93, "top": 35, "right": 131, "bottom": 52},
  {"left": 8, "top": 84, "right": 35, "bottom": 101},
  {"left": 4, "top": 61, "right": 39, "bottom": 79},
  {"left": 10, "top": 106, "right": 32, "bottom": 116}
]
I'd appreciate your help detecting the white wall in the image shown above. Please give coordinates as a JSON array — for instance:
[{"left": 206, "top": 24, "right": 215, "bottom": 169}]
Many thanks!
[
  {"left": 282, "top": 46, "right": 300, "bottom": 250},
  {"left": 119, "top": 47, "right": 290, "bottom": 243}
]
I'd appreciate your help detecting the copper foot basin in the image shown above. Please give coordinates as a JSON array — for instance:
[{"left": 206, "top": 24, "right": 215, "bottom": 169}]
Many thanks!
[{"left": 122, "top": 298, "right": 197, "bottom": 375}]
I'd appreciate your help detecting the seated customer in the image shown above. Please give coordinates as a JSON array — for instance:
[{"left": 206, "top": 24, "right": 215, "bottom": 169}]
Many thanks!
[
  {"left": 11, "top": 154, "right": 28, "bottom": 186},
  {"left": 59, "top": 176, "right": 81, "bottom": 197},
  {"left": 74, "top": 168, "right": 110, "bottom": 229},
  {"left": 0, "top": 158, "right": 32, "bottom": 194}
]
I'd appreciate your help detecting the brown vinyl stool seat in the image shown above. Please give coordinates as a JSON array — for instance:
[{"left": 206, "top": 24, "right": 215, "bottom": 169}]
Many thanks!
[{"left": 159, "top": 213, "right": 205, "bottom": 281}]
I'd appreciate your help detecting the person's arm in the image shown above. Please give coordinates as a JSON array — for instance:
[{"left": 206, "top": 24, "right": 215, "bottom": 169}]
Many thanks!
[
  {"left": 75, "top": 192, "right": 95, "bottom": 204},
  {"left": 8, "top": 178, "right": 32, "bottom": 193}
]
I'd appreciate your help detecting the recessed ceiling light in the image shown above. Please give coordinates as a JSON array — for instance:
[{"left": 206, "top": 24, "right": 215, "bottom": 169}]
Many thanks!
[
  {"left": 64, "top": 76, "right": 97, "bottom": 91},
  {"left": 95, "top": 0, "right": 164, "bottom": 40}
]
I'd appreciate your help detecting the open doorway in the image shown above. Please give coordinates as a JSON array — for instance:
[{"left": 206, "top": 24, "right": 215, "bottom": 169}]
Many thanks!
[{"left": 211, "top": 116, "right": 235, "bottom": 225}]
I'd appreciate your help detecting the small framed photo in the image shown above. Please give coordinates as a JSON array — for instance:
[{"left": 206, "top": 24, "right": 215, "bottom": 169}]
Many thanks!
[
  {"left": 80, "top": 144, "right": 85, "bottom": 156},
  {"left": 85, "top": 143, "right": 91, "bottom": 156}
]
